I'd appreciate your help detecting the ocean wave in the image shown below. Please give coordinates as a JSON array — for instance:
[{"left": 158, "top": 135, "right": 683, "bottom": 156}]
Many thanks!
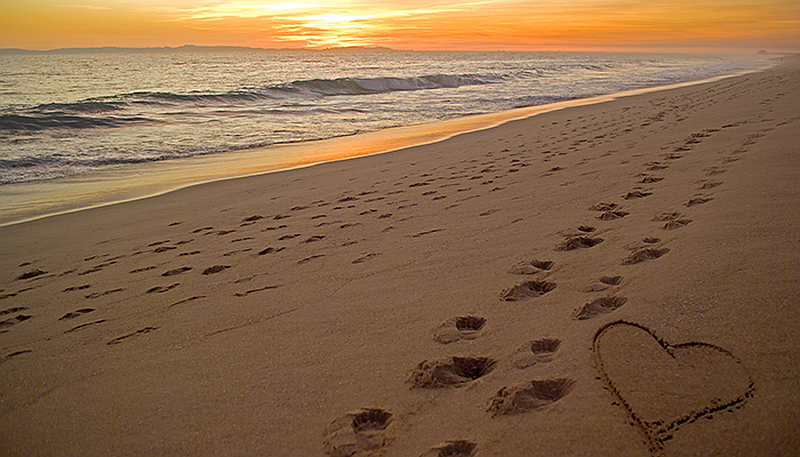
[
  {"left": 0, "top": 113, "right": 148, "bottom": 131},
  {"left": 285, "top": 73, "right": 500, "bottom": 96}
]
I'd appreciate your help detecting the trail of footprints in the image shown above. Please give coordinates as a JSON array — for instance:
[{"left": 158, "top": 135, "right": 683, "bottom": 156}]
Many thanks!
[
  {"left": 2, "top": 89, "right": 772, "bottom": 455},
  {"left": 321, "top": 120, "right": 757, "bottom": 456}
]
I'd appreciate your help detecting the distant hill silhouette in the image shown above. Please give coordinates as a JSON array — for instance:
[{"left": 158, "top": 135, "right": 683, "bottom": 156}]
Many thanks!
[{"left": 0, "top": 45, "right": 397, "bottom": 55}]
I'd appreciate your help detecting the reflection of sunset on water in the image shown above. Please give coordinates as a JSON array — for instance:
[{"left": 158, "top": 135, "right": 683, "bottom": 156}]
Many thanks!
[{"left": 2, "top": 0, "right": 798, "bottom": 52}]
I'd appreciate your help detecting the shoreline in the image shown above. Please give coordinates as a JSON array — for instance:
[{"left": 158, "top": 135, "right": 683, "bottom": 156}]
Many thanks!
[
  {"left": 0, "top": 60, "right": 775, "bottom": 227},
  {"left": 1, "top": 55, "right": 798, "bottom": 457}
]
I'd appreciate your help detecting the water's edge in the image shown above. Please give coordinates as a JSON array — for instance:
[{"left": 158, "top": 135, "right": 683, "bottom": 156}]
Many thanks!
[{"left": 0, "top": 64, "right": 772, "bottom": 227}]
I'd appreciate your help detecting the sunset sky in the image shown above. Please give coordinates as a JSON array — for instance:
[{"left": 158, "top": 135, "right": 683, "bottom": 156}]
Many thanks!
[{"left": 2, "top": 0, "right": 799, "bottom": 52}]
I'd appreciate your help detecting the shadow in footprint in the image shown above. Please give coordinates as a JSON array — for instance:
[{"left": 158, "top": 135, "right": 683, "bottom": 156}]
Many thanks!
[
  {"left": 512, "top": 338, "right": 561, "bottom": 368},
  {"left": 408, "top": 356, "right": 496, "bottom": 388},
  {"left": 623, "top": 191, "right": 652, "bottom": 199},
  {"left": 323, "top": 408, "right": 392, "bottom": 457},
  {"left": 508, "top": 259, "right": 553, "bottom": 274},
  {"left": 59, "top": 308, "right": 94, "bottom": 320},
  {"left": 433, "top": 315, "right": 487, "bottom": 344},
  {"left": 597, "top": 210, "right": 629, "bottom": 220},
  {"left": 556, "top": 236, "right": 603, "bottom": 251},
  {"left": 622, "top": 248, "right": 669, "bottom": 265},
  {"left": 420, "top": 440, "right": 477, "bottom": 457},
  {"left": 573, "top": 296, "right": 628, "bottom": 320},
  {"left": 500, "top": 280, "right": 556, "bottom": 301},
  {"left": 487, "top": 378, "right": 575, "bottom": 416}
]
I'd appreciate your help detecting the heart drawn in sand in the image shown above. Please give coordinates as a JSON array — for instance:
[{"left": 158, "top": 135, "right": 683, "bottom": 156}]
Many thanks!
[{"left": 592, "top": 321, "right": 754, "bottom": 455}]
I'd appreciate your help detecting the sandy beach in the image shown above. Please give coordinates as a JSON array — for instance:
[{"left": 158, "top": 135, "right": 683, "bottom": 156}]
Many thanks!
[{"left": 1, "top": 54, "right": 799, "bottom": 457}]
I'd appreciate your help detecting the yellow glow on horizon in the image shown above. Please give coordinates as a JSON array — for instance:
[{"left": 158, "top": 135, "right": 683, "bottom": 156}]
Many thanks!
[{"left": 0, "top": 0, "right": 798, "bottom": 52}]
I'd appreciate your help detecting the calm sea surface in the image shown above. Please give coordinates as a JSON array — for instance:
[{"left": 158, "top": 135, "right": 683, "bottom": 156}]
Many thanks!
[{"left": 0, "top": 50, "right": 771, "bottom": 221}]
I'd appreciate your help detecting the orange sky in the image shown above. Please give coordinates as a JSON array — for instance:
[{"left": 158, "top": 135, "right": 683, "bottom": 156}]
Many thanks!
[{"left": 2, "top": 0, "right": 798, "bottom": 52}]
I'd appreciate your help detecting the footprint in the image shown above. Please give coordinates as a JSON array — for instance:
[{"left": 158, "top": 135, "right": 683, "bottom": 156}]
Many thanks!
[
  {"left": 662, "top": 219, "right": 692, "bottom": 230},
  {"left": 622, "top": 248, "right": 669, "bottom": 265},
  {"left": 698, "top": 181, "right": 722, "bottom": 190},
  {"left": 653, "top": 212, "right": 681, "bottom": 222},
  {"left": 16, "top": 269, "right": 46, "bottom": 280},
  {"left": 298, "top": 254, "right": 325, "bottom": 264},
  {"left": 411, "top": 229, "right": 444, "bottom": 238},
  {"left": 555, "top": 235, "right": 603, "bottom": 251},
  {"left": 512, "top": 338, "right": 561, "bottom": 368},
  {"left": 685, "top": 197, "right": 713, "bottom": 207},
  {"left": 162, "top": 266, "right": 192, "bottom": 277},
  {"left": 257, "top": 247, "right": 285, "bottom": 255},
  {"left": 589, "top": 202, "right": 619, "bottom": 211},
  {"left": 352, "top": 253, "right": 379, "bottom": 264},
  {"left": 487, "top": 378, "right": 575, "bottom": 416},
  {"left": 508, "top": 259, "right": 554, "bottom": 274},
  {"left": 573, "top": 296, "right": 628, "bottom": 319},
  {"left": 169, "top": 296, "right": 206, "bottom": 308},
  {"left": 241, "top": 215, "right": 264, "bottom": 223},
  {"left": 202, "top": 265, "right": 230, "bottom": 275},
  {"left": 420, "top": 440, "right": 477, "bottom": 457},
  {"left": 500, "top": 280, "right": 556, "bottom": 301},
  {"left": 146, "top": 283, "right": 179, "bottom": 294},
  {"left": 323, "top": 408, "right": 392, "bottom": 457},
  {"left": 599, "top": 275, "right": 623, "bottom": 285},
  {"left": 64, "top": 319, "right": 107, "bottom": 334},
  {"left": 597, "top": 210, "right": 629, "bottom": 220},
  {"left": 643, "top": 237, "right": 661, "bottom": 244},
  {"left": 623, "top": 191, "right": 652, "bottom": 199},
  {"left": 407, "top": 356, "right": 497, "bottom": 388},
  {"left": 107, "top": 326, "right": 158, "bottom": 345},
  {"left": 0, "top": 306, "right": 27, "bottom": 316},
  {"left": 234, "top": 285, "right": 280, "bottom": 297},
  {"left": 59, "top": 308, "right": 94, "bottom": 320},
  {"left": 0, "top": 314, "right": 32, "bottom": 329},
  {"left": 433, "top": 315, "right": 487, "bottom": 344},
  {"left": 85, "top": 288, "right": 125, "bottom": 299},
  {"left": 577, "top": 225, "right": 596, "bottom": 232},
  {"left": 639, "top": 176, "right": 664, "bottom": 184},
  {"left": 63, "top": 284, "right": 91, "bottom": 292}
]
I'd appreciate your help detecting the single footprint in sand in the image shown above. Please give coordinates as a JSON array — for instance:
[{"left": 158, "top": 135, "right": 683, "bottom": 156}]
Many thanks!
[
  {"left": 685, "top": 196, "right": 713, "bottom": 207},
  {"left": 584, "top": 275, "right": 623, "bottom": 292},
  {"left": 323, "top": 408, "right": 392, "bottom": 457},
  {"left": 419, "top": 440, "right": 477, "bottom": 457},
  {"left": 162, "top": 266, "right": 192, "bottom": 277},
  {"left": 499, "top": 280, "right": 556, "bottom": 301},
  {"left": 202, "top": 265, "right": 230, "bottom": 275},
  {"left": 573, "top": 296, "right": 628, "bottom": 319},
  {"left": 555, "top": 235, "right": 603, "bottom": 251},
  {"left": 597, "top": 210, "right": 629, "bottom": 220},
  {"left": 433, "top": 315, "right": 487, "bottom": 344},
  {"left": 623, "top": 190, "right": 652, "bottom": 199},
  {"left": 512, "top": 338, "right": 561, "bottom": 368},
  {"left": 107, "top": 326, "right": 158, "bottom": 345},
  {"left": 407, "top": 356, "right": 497, "bottom": 388},
  {"left": 508, "top": 259, "right": 553, "bottom": 274},
  {"left": 59, "top": 308, "right": 94, "bottom": 320},
  {"left": 589, "top": 202, "right": 619, "bottom": 211},
  {"left": 487, "top": 378, "right": 575, "bottom": 416},
  {"left": 622, "top": 248, "right": 669, "bottom": 265},
  {"left": 15, "top": 269, "right": 46, "bottom": 280}
]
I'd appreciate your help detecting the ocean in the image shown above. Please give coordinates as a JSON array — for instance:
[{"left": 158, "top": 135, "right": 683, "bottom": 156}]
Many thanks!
[{"left": 0, "top": 49, "right": 771, "bottom": 223}]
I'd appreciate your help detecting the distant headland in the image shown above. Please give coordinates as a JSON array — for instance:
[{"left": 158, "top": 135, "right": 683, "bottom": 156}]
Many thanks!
[{"left": 0, "top": 45, "right": 397, "bottom": 55}]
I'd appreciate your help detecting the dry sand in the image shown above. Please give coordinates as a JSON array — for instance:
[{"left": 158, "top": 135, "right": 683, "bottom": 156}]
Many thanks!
[{"left": 1, "top": 55, "right": 799, "bottom": 457}]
